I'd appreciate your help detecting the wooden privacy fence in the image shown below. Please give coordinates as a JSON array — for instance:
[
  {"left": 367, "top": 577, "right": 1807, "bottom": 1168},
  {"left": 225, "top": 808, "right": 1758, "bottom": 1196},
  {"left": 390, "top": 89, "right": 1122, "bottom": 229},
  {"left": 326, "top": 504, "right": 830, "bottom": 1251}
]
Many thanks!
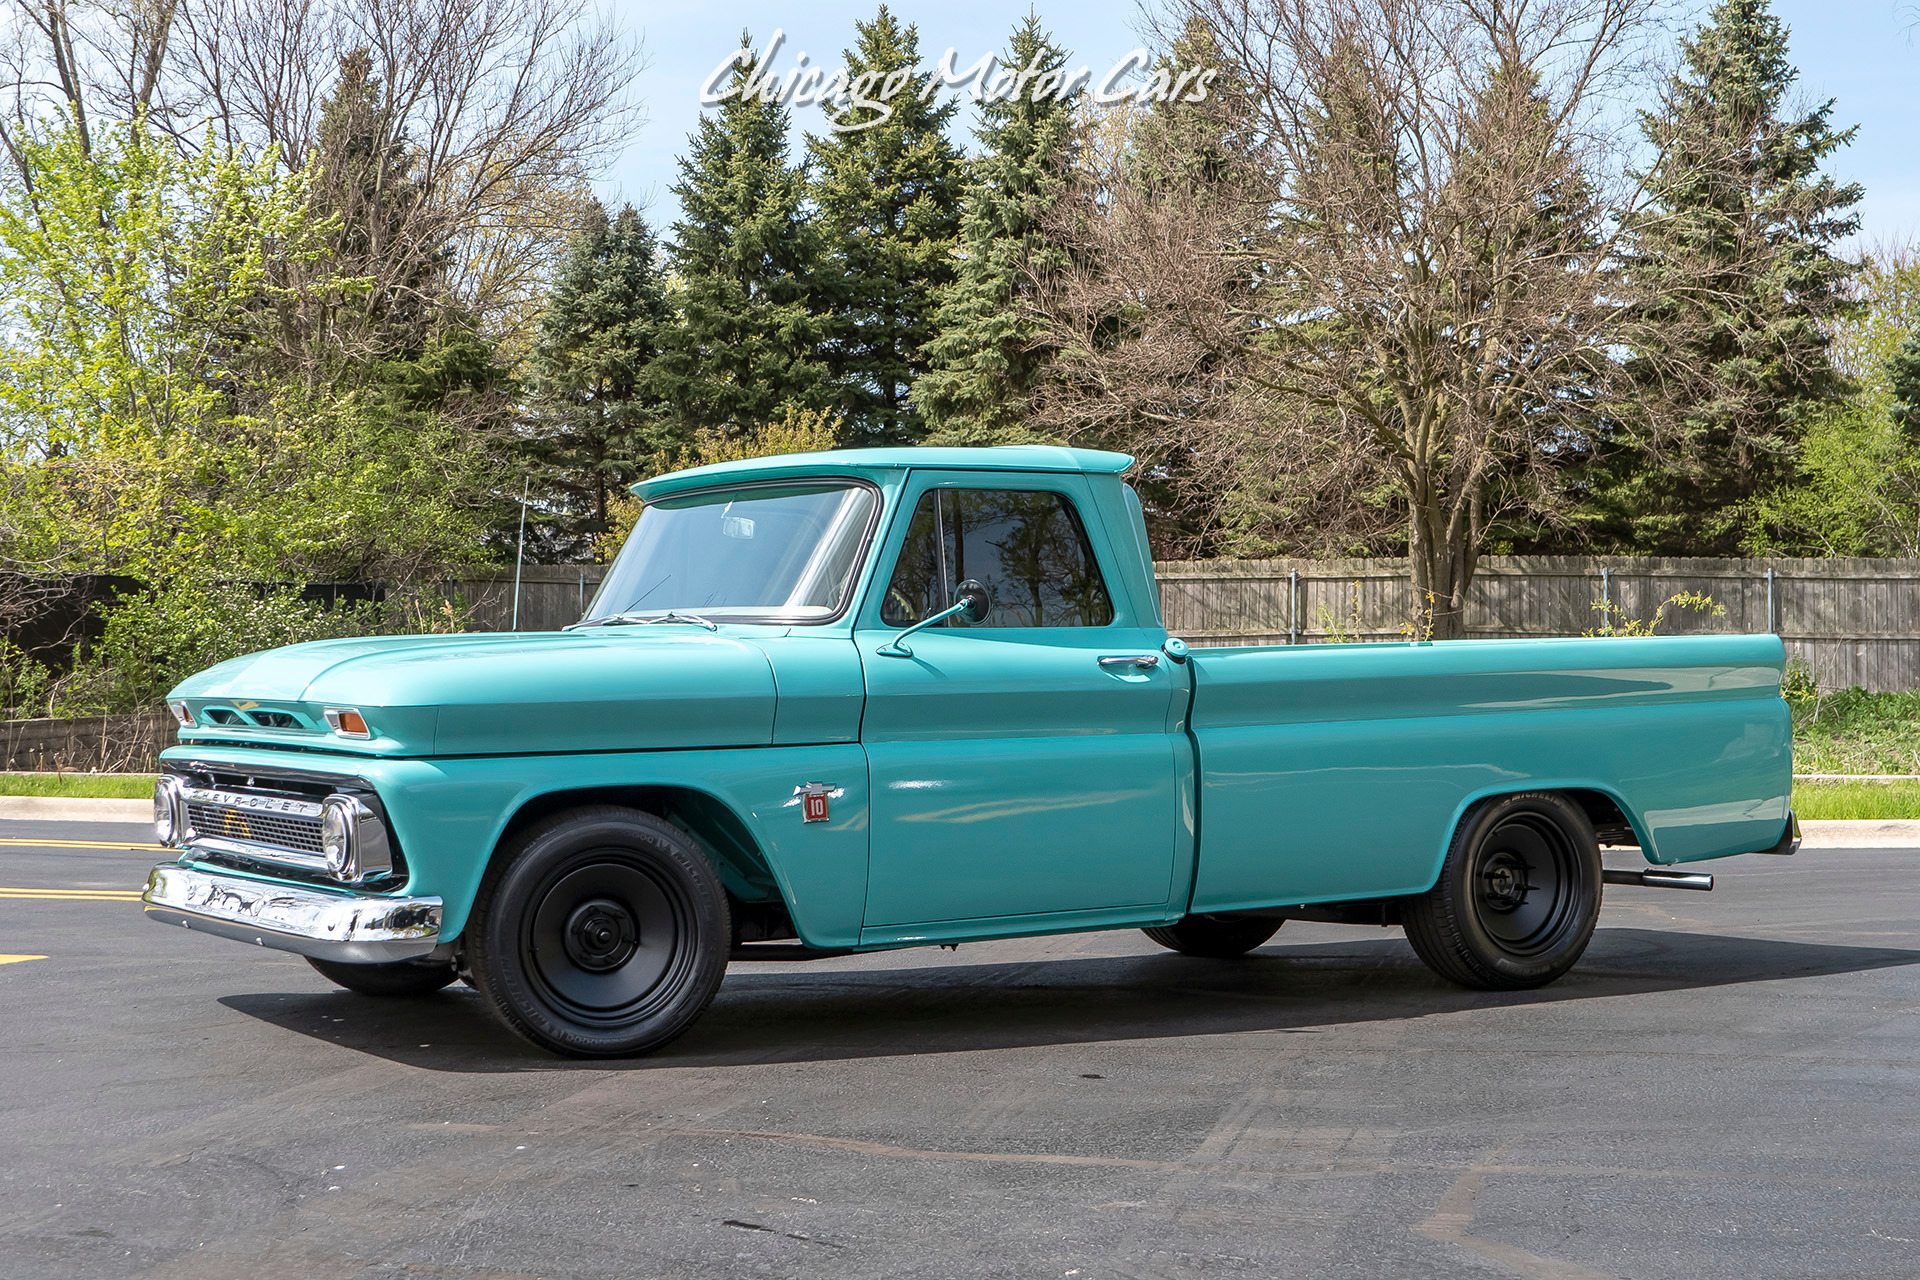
[
  {"left": 1, "top": 711, "right": 173, "bottom": 773},
  {"left": 448, "top": 565, "right": 607, "bottom": 633},
  {"left": 1156, "top": 555, "right": 1920, "bottom": 693}
]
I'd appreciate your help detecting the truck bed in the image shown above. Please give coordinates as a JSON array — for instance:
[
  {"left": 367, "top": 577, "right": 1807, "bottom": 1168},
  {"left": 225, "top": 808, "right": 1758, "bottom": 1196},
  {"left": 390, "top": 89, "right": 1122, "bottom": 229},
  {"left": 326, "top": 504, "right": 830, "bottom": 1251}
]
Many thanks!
[{"left": 1183, "top": 633, "right": 1792, "bottom": 913}]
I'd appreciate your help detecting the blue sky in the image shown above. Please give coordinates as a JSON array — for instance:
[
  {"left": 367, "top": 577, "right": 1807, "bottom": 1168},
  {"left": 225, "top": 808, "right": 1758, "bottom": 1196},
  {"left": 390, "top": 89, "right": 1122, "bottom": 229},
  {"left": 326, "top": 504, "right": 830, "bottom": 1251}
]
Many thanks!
[{"left": 592, "top": 0, "right": 1919, "bottom": 245}]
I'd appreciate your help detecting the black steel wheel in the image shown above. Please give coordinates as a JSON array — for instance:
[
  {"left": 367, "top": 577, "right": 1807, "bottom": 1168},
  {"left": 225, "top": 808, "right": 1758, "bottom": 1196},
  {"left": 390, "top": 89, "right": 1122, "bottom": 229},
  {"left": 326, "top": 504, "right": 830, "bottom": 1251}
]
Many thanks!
[
  {"left": 1143, "top": 915, "right": 1281, "bottom": 958},
  {"left": 1403, "top": 791, "right": 1601, "bottom": 990},
  {"left": 465, "top": 807, "right": 731, "bottom": 1058},
  {"left": 307, "top": 955, "right": 458, "bottom": 997}
]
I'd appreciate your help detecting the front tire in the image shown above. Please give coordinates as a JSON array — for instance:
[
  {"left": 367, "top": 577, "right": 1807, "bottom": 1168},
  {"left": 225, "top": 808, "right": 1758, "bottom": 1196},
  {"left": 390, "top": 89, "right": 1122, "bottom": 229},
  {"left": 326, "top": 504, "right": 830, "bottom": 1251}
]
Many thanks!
[
  {"left": 307, "top": 955, "right": 458, "bottom": 997},
  {"left": 1403, "top": 791, "right": 1602, "bottom": 990},
  {"left": 1143, "top": 916, "right": 1281, "bottom": 957},
  {"left": 465, "top": 807, "right": 731, "bottom": 1058}
]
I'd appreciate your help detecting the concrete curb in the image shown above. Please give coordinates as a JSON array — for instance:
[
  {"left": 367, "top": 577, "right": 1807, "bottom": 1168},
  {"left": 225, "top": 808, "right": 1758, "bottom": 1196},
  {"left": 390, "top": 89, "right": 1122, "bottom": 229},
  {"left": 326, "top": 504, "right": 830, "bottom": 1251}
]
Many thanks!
[
  {"left": 1796, "top": 775, "right": 1920, "bottom": 784},
  {"left": 0, "top": 795, "right": 150, "bottom": 823},
  {"left": 1799, "top": 820, "right": 1920, "bottom": 848}
]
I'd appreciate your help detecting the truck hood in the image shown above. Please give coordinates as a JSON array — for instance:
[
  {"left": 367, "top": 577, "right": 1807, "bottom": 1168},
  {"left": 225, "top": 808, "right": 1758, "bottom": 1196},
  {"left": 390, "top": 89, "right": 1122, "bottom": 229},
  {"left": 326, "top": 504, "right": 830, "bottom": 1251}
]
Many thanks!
[{"left": 169, "top": 630, "right": 777, "bottom": 756}]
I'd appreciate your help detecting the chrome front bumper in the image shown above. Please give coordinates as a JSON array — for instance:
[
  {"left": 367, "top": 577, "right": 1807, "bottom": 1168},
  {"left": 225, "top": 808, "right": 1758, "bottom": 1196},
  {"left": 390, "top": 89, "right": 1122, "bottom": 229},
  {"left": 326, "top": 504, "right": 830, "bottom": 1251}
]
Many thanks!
[{"left": 142, "top": 863, "right": 443, "bottom": 963}]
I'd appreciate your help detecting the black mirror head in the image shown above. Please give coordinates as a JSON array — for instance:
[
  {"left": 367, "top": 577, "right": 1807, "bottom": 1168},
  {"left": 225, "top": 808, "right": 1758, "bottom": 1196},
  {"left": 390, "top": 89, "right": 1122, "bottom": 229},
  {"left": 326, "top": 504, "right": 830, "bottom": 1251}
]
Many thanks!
[{"left": 954, "top": 579, "right": 992, "bottom": 626}]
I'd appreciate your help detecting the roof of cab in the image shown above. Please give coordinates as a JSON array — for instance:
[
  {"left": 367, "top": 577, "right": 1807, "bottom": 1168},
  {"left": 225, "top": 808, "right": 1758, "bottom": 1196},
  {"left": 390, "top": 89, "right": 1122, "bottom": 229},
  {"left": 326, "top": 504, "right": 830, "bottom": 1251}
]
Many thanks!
[{"left": 631, "top": 446, "right": 1135, "bottom": 502}]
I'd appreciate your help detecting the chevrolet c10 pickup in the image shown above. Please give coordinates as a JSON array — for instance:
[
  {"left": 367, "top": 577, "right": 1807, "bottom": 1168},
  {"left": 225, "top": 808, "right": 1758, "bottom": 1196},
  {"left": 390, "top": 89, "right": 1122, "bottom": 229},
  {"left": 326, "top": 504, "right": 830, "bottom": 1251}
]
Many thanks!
[{"left": 142, "top": 446, "right": 1800, "bottom": 1057}]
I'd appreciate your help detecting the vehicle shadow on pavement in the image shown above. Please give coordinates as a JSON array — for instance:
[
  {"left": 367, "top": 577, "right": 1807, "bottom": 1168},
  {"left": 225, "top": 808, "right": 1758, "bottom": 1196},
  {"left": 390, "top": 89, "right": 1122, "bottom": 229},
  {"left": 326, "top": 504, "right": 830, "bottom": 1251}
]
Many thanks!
[{"left": 216, "top": 926, "right": 1920, "bottom": 1073}]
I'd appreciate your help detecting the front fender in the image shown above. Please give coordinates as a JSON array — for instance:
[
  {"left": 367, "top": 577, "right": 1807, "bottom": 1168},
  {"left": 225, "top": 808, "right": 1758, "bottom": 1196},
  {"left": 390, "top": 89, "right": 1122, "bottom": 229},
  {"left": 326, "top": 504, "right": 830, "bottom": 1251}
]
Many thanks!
[{"left": 158, "top": 744, "right": 871, "bottom": 947}]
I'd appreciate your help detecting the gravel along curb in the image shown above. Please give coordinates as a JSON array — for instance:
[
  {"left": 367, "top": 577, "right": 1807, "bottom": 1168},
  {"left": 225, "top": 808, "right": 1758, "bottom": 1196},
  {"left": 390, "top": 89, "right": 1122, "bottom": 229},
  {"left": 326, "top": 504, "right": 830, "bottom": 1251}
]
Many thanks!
[{"left": 0, "top": 795, "right": 151, "bottom": 823}]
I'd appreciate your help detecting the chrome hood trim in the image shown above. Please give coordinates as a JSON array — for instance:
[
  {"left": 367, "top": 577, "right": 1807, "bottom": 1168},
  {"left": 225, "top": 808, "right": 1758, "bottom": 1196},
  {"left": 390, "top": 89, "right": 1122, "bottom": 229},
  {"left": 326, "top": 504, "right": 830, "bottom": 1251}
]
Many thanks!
[{"left": 142, "top": 863, "right": 441, "bottom": 963}]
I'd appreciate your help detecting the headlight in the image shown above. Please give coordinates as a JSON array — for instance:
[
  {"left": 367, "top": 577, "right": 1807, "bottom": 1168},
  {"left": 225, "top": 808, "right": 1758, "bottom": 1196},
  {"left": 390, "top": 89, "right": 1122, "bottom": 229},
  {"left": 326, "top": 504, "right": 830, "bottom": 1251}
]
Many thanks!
[
  {"left": 318, "top": 794, "right": 395, "bottom": 881},
  {"left": 153, "top": 776, "right": 186, "bottom": 847},
  {"left": 320, "top": 797, "right": 354, "bottom": 875}
]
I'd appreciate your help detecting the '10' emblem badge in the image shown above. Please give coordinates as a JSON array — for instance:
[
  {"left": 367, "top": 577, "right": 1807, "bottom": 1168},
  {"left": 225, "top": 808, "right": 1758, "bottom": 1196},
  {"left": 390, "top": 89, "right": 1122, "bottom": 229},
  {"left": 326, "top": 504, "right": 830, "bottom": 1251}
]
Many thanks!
[{"left": 801, "top": 784, "right": 831, "bottom": 823}]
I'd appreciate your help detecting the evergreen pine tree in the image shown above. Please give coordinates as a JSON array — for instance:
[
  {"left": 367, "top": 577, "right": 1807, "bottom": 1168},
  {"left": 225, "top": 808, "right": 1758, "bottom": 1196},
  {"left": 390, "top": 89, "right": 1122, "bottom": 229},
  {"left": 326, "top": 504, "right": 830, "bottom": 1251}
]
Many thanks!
[
  {"left": 1131, "top": 18, "right": 1254, "bottom": 201},
  {"left": 1888, "top": 330, "right": 1920, "bottom": 447},
  {"left": 912, "top": 16, "right": 1078, "bottom": 445},
  {"left": 654, "top": 37, "right": 830, "bottom": 436},
  {"left": 808, "top": 6, "right": 965, "bottom": 446},
  {"left": 525, "top": 201, "right": 674, "bottom": 559},
  {"left": 270, "top": 49, "right": 507, "bottom": 435},
  {"left": 307, "top": 48, "right": 448, "bottom": 364},
  {"left": 1595, "top": 0, "right": 1861, "bottom": 554}
]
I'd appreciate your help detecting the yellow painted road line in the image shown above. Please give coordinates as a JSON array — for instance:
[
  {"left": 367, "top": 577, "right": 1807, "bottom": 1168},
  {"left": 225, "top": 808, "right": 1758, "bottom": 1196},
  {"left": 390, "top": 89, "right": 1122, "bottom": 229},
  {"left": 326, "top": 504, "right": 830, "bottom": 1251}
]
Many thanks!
[
  {"left": 0, "top": 955, "right": 47, "bottom": 965},
  {"left": 0, "top": 838, "right": 165, "bottom": 851},
  {"left": 0, "top": 888, "right": 145, "bottom": 900}
]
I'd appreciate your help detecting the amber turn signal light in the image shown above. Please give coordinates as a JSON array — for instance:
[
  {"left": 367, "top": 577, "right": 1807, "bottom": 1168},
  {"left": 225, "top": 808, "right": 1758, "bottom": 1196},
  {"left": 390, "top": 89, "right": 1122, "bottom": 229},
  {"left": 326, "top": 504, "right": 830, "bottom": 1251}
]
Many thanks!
[{"left": 323, "top": 707, "right": 372, "bottom": 738}]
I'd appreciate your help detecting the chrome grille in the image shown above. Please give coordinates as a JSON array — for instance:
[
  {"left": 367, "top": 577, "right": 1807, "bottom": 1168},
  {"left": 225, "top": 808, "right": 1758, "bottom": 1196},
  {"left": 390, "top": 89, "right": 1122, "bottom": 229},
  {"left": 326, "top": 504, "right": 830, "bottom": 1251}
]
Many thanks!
[{"left": 183, "top": 786, "right": 326, "bottom": 860}]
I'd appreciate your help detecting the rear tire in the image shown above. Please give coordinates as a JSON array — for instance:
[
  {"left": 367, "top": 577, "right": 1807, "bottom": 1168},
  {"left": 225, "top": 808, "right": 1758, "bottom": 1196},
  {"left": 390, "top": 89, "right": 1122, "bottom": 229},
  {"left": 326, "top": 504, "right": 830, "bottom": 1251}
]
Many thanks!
[
  {"left": 1143, "top": 916, "right": 1281, "bottom": 958},
  {"left": 465, "top": 807, "right": 731, "bottom": 1058},
  {"left": 1403, "top": 791, "right": 1602, "bottom": 990},
  {"left": 307, "top": 955, "right": 458, "bottom": 997}
]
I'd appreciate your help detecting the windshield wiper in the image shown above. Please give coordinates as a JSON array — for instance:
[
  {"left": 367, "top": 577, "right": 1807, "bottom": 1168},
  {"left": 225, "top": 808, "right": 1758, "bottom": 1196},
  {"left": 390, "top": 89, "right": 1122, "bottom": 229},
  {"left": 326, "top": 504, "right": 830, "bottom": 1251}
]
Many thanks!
[
  {"left": 569, "top": 610, "right": 720, "bottom": 632},
  {"left": 637, "top": 611, "right": 719, "bottom": 631}
]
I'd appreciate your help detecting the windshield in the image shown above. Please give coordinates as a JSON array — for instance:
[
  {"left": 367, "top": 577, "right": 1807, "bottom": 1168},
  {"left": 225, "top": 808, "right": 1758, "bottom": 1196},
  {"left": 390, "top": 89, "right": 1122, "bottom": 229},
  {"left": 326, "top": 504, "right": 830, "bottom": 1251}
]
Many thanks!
[{"left": 585, "top": 482, "right": 879, "bottom": 624}]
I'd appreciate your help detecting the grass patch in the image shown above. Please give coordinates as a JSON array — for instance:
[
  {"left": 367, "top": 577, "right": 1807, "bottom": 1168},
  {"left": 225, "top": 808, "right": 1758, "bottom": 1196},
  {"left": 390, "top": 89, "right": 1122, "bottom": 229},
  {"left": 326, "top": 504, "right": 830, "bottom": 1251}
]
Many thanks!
[
  {"left": 0, "top": 773, "right": 156, "bottom": 799},
  {"left": 1792, "top": 780, "right": 1920, "bottom": 821},
  {"left": 1792, "top": 687, "right": 1920, "bottom": 775}
]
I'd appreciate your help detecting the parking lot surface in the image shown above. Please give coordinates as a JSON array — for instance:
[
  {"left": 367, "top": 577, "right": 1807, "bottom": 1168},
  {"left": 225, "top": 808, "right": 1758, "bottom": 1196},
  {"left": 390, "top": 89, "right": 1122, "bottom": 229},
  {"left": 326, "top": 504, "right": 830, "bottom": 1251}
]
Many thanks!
[{"left": 2, "top": 816, "right": 1918, "bottom": 1279}]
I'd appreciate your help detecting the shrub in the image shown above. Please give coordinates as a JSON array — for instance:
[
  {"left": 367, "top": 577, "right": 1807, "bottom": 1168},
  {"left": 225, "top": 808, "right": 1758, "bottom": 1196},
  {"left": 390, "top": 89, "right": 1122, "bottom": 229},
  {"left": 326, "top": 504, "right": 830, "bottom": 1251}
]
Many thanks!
[{"left": 0, "top": 580, "right": 476, "bottom": 719}]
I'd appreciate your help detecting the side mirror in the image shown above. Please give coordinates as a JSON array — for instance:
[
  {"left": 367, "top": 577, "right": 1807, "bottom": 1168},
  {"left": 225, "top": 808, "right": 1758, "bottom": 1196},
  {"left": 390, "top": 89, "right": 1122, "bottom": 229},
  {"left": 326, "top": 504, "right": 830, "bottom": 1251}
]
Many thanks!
[
  {"left": 875, "top": 579, "right": 994, "bottom": 658},
  {"left": 953, "top": 579, "right": 992, "bottom": 626}
]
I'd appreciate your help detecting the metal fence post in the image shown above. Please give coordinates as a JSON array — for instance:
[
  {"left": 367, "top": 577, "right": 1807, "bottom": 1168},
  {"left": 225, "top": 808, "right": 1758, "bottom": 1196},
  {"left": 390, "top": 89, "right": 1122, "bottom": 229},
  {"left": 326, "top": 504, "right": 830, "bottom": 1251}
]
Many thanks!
[
  {"left": 1289, "top": 570, "right": 1300, "bottom": 644},
  {"left": 510, "top": 479, "right": 529, "bottom": 632},
  {"left": 1766, "top": 566, "right": 1777, "bottom": 633}
]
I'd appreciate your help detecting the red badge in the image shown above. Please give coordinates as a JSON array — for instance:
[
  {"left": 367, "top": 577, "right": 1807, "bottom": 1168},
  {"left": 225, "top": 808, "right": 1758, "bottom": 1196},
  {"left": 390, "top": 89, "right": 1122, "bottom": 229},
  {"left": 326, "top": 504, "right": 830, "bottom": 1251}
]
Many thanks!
[{"left": 801, "top": 786, "right": 830, "bottom": 823}]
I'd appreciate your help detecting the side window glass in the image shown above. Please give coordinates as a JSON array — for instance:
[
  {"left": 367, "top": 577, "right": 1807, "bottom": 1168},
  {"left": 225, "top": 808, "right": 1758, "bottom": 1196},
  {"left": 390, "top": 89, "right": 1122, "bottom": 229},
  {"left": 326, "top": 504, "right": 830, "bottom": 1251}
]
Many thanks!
[
  {"left": 880, "top": 491, "right": 947, "bottom": 625},
  {"left": 880, "top": 489, "right": 1115, "bottom": 628}
]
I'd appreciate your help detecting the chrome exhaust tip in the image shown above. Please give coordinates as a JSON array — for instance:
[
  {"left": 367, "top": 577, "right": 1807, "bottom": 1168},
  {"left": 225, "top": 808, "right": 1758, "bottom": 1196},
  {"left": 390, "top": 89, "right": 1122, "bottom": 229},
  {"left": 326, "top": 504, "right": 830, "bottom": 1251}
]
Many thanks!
[{"left": 1602, "top": 868, "right": 1714, "bottom": 892}]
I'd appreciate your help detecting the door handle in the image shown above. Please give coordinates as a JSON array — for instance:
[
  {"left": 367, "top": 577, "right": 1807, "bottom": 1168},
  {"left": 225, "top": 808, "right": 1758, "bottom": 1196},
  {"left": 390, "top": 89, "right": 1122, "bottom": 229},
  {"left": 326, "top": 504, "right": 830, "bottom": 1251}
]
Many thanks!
[{"left": 1098, "top": 654, "right": 1161, "bottom": 671}]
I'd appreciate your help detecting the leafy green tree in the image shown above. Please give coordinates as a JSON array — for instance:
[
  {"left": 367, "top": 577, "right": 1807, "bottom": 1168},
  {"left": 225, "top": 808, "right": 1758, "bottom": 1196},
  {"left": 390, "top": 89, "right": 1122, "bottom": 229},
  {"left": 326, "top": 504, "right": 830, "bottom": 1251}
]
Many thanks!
[
  {"left": 0, "top": 114, "right": 314, "bottom": 580},
  {"left": 523, "top": 202, "right": 675, "bottom": 559},
  {"left": 913, "top": 16, "right": 1078, "bottom": 445},
  {"left": 1593, "top": 0, "right": 1862, "bottom": 554},
  {"left": 0, "top": 116, "right": 309, "bottom": 464},
  {"left": 807, "top": 6, "right": 965, "bottom": 445},
  {"left": 0, "top": 112, "right": 502, "bottom": 590},
  {"left": 1747, "top": 250, "right": 1920, "bottom": 557},
  {"left": 654, "top": 38, "right": 830, "bottom": 435}
]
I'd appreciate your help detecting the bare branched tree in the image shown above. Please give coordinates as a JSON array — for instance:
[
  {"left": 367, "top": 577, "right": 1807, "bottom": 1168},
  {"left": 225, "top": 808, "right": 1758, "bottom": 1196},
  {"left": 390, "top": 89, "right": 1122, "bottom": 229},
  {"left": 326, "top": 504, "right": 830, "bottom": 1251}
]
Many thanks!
[
  {"left": 1039, "top": 0, "right": 1701, "bottom": 637},
  {"left": 179, "top": 0, "right": 641, "bottom": 352},
  {"left": 1, "top": 0, "right": 640, "bottom": 350}
]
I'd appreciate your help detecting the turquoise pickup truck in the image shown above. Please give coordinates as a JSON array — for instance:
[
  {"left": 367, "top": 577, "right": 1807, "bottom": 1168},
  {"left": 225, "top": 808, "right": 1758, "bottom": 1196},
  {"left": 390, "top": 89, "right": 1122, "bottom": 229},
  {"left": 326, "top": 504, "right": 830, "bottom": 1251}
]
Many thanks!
[{"left": 143, "top": 447, "right": 1799, "bottom": 1057}]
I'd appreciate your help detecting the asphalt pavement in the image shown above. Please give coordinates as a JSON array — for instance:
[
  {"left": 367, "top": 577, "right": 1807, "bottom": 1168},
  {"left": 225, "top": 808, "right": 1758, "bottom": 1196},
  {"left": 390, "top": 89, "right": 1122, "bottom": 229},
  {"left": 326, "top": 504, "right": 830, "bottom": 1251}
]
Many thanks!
[{"left": 2, "top": 816, "right": 1918, "bottom": 1279}]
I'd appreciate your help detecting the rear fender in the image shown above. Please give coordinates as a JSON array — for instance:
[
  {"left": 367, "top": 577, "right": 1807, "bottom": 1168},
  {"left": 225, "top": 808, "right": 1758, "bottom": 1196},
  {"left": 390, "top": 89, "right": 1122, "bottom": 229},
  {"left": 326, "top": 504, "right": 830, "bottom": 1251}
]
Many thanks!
[{"left": 1427, "top": 780, "right": 1655, "bottom": 894}]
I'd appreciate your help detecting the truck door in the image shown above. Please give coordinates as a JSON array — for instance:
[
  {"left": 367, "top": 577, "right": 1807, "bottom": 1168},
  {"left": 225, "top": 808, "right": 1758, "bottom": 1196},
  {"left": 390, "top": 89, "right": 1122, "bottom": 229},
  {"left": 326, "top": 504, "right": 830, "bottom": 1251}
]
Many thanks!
[{"left": 855, "top": 473, "right": 1188, "bottom": 932}]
